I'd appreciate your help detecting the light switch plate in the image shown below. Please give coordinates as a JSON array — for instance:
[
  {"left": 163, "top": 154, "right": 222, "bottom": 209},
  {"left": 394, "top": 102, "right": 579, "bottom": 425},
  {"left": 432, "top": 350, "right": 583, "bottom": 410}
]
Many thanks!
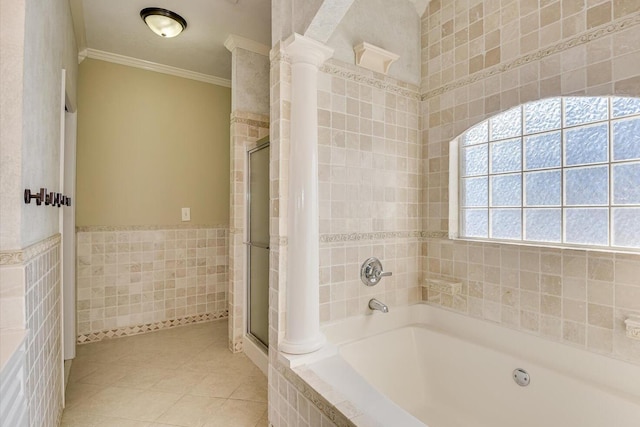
[{"left": 181, "top": 207, "right": 191, "bottom": 221}]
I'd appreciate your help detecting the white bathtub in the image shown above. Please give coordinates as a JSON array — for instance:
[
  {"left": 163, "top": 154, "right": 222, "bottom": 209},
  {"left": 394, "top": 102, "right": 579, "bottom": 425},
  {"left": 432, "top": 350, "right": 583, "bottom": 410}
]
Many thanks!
[{"left": 303, "top": 304, "right": 640, "bottom": 427}]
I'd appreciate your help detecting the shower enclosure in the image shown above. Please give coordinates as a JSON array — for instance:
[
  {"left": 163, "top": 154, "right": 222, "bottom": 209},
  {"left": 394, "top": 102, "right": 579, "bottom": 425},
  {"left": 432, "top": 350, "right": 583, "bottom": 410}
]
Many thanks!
[{"left": 246, "top": 140, "right": 270, "bottom": 349}]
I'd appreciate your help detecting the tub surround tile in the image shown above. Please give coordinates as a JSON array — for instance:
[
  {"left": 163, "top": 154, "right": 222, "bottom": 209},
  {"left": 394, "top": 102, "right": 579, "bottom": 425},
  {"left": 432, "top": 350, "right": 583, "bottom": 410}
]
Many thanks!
[
  {"left": 271, "top": 3, "right": 640, "bottom": 426},
  {"left": 275, "top": 363, "right": 355, "bottom": 427},
  {"left": 423, "top": 277, "right": 462, "bottom": 295},
  {"left": 421, "top": 1, "right": 640, "bottom": 367}
]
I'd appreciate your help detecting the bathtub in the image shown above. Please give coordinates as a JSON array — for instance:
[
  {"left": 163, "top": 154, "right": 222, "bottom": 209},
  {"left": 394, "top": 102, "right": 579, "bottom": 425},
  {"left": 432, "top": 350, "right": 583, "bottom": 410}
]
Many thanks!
[{"left": 299, "top": 304, "right": 640, "bottom": 427}]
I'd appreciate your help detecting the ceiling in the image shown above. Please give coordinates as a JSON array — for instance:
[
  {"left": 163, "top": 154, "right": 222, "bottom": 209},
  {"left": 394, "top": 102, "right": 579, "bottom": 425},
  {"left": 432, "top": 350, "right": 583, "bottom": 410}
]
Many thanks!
[{"left": 77, "top": 0, "right": 272, "bottom": 83}]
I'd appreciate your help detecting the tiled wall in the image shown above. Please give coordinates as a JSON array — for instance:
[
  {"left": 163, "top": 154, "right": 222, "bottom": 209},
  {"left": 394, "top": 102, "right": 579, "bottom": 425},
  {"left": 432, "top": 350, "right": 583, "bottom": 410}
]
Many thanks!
[
  {"left": 316, "top": 60, "right": 423, "bottom": 322},
  {"left": 25, "top": 236, "right": 63, "bottom": 426},
  {"left": 268, "top": 43, "right": 425, "bottom": 426},
  {"left": 76, "top": 226, "right": 228, "bottom": 340},
  {"left": 228, "top": 112, "right": 270, "bottom": 352},
  {"left": 421, "top": 1, "right": 640, "bottom": 364},
  {"left": 269, "top": 367, "right": 341, "bottom": 427},
  {"left": 0, "top": 236, "right": 64, "bottom": 426}
]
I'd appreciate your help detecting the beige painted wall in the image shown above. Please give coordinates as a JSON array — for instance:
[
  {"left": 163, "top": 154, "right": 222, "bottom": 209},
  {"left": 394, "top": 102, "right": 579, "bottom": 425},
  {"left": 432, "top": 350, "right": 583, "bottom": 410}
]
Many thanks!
[{"left": 76, "top": 59, "right": 231, "bottom": 226}]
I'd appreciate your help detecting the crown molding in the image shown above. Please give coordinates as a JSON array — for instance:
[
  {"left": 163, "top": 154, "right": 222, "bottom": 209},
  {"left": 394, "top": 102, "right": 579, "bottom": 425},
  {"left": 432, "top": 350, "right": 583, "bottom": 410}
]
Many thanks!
[
  {"left": 84, "top": 48, "right": 231, "bottom": 88},
  {"left": 223, "top": 34, "right": 270, "bottom": 56}
]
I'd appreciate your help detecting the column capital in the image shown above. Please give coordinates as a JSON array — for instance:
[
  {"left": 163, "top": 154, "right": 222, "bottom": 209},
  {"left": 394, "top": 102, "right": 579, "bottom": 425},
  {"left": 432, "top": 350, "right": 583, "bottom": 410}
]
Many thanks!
[{"left": 283, "top": 33, "right": 334, "bottom": 67}]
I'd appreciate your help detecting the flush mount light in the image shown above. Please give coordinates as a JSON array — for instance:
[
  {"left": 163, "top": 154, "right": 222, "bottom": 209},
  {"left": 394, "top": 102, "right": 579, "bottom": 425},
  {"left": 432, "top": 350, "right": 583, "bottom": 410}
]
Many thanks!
[{"left": 140, "top": 7, "right": 187, "bottom": 38}]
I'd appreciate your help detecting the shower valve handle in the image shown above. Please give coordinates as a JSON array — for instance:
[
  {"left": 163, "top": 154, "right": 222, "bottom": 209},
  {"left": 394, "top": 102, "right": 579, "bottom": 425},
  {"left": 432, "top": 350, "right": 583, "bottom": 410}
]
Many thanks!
[{"left": 360, "top": 257, "right": 392, "bottom": 286}]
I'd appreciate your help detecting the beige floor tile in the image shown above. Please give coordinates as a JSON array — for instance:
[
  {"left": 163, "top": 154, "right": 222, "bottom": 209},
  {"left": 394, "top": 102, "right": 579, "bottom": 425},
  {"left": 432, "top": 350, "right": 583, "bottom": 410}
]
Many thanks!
[
  {"left": 110, "top": 367, "right": 171, "bottom": 390},
  {"left": 67, "top": 361, "right": 101, "bottom": 383},
  {"left": 73, "top": 386, "right": 182, "bottom": 422},
  {"left": 64, "top": 382, "right": 107, "bottom": 409},
  {"left": 229, "top": 375, "right": 268, "bottom": 403},
  {"left": 117, "top": 352, "right": 190, "bottom": 370},
  {"left": 254, "top": 411, "right": 269, "bottom": 427},
  {"left": 200, "top": 399, "right": 267, "bottom": 427},
  {"left": 94, "top": 418, "right": 157, "bottom": 426},
  {"left": 75, "top": 342, "right": 132, "bottom": 364},
  {"left": 60, "top": 410, "right": 109, "bottom": 427},
  {"left": 189, "top": 371, "right": 245, "bottom": 398},
  {"left": 155, "top": 394, "right": 226, "bottom": 427},
  {"left": 62, "top": 321, "right": 269, "bottom": 427},
  {"left": 151, "top": 370, "right": 205, "bottom": 394},
  {"left": 75, "top": 363, "right": 134, "bottom": 387}
]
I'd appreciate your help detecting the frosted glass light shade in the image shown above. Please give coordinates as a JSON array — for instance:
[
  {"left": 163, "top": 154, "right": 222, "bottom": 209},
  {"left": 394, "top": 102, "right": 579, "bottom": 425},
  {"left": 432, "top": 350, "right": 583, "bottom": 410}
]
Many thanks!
[{"left": 140, "top": 8, "right": 187, "bottom": 38}]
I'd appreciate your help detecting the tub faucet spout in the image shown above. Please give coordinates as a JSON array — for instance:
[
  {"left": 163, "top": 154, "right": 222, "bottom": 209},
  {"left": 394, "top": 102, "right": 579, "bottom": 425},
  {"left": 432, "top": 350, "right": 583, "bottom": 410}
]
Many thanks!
[{"left": 369, "top": 298, "right": 389, "bottom": 313}]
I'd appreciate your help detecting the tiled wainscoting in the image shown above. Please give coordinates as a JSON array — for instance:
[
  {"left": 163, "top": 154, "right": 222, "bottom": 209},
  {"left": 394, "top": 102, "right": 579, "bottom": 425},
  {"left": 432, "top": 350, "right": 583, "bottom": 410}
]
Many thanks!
[
  {"left": 76, "top": 226, "right": 229, "bottom": 342},
  {"left": 0, "top": 234, "right": 64, "bottom": 426},
  {"left": 25, "top": 237, "right": 63, "bottom": 426}
]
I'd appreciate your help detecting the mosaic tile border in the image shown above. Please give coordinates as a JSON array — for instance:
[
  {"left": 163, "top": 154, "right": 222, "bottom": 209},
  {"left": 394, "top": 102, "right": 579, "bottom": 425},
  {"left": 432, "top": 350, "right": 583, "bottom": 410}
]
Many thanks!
[
  {"left": 422, "top": 12, "right": 640, "bottom": 100},
  {"left": 278, "top": 363, "right": 355, "bottom": 427},
  {"left": 76, "top": 224, "right": 228, "bottom": 232},
  {"left": 270, "top": 49, "right": 421, "bottom": 101},
  {"left": 230, "top": 116, "right": 270, "bottom": 129},
  {"left": 320, "top": 230, "right": 447, "bottom": 242},
  {"left": 321, "top": 60, "right": 421, "bottom": 101},
  {"left": 0, "top": 233, "right": 61, "bottom": 265},
  {"left": 76, "top": 310, "right": 228, "bottom": 344}
]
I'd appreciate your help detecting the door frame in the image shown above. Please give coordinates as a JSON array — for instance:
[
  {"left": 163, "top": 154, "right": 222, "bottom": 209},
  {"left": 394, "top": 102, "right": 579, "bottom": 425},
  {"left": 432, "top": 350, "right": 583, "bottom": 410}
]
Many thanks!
[{"left": 245, "top": 138, "right": 270, "bottom": 352}]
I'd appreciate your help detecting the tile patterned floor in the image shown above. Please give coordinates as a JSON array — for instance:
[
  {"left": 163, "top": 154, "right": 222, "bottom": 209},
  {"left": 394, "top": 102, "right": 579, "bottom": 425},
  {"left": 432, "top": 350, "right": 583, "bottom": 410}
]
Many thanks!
[{"left": 61, "top": 320, "right": 268, "bottom": 427}]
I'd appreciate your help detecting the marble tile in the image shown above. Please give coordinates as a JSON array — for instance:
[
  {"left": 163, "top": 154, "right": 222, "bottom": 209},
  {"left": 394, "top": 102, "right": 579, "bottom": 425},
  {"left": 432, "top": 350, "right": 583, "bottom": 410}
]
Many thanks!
[
  {"left": 155, "top": 394, "right": 226, "bottom": 427},
  {"left": 229, "top": 375, "right": 268, "bottom": 402},
  {"left": 72, "top": 386, "right": 182, "bottom": 422},
  {"left": 200, "top": 399, "right": 267, "bottom": 427},
  {"left": 61, "top": 321, "right": 266, "bottom": 426}
]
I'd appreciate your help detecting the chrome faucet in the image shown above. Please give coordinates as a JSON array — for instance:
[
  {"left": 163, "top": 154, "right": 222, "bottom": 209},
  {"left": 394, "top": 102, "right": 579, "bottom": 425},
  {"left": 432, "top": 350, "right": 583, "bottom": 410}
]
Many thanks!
[{"left": 368, "top": 298, "right": 389, "bottom": 313}]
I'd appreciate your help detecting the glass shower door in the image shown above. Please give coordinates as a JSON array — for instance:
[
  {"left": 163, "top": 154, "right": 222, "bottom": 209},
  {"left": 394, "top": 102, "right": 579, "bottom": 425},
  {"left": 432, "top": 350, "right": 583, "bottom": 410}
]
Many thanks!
[{"left": 247, "top": 142, "right": 270, "bottom": 348}]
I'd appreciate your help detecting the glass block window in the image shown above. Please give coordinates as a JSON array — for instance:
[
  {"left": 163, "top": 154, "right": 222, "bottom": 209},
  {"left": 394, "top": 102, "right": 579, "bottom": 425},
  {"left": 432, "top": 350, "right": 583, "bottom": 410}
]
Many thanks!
[{"left": 451, "top": 96, "right": 640, "bottom": 250}]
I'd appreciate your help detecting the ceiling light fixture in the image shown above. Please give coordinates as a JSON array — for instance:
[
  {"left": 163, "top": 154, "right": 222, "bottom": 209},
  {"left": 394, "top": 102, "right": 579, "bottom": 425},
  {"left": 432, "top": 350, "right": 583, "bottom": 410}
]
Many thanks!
[{"left": 140, "top": 7, "right": 187, "bottom": 38}]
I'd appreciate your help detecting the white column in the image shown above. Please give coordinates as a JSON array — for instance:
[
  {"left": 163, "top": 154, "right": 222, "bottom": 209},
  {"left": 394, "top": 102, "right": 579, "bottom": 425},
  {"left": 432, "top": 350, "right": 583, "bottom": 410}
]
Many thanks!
[{"left": 280, "top": 34, "right": 333, "bottom": 354}]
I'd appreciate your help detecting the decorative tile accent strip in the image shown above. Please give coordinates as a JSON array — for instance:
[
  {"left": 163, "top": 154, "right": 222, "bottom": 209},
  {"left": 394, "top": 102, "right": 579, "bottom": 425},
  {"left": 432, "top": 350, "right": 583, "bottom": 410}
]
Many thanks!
[
  {"left": 230, "top": 339, "right": 243, "bottom": 353},
  {"left": 421, "top": 231, "right": 449, "bottom": 239},
  {"left": 422, "top": 12, "right": 640, "bottom": 100},
  {"left": 76, "top": 224, "right": 228, "bottom": 232},
  {"left": 0, "top": 233, "right": 61, "bottom": 265},
  {"left": 321, "top": 61, "right": 421, "bottom": 101},
  {"left": 271, "top": 47, "right": 420, "bottom": 100},
  {"left": 424, "top": 278, "right": 462, "bottom": 295},
  {"left": 320, "top": 230, "right": 446, "bottom": 242},
  {"left": 230, "top": 116, "right": 270, "bottom": 129},
  {"left": 625, "top": 316, "right": 640, "bottom": 340},
  {"left": 76, "top": 310, "right": 228, "bottom": 344},
  {"left": 278, "top": 363, "right": 356, "bottom": 427}
]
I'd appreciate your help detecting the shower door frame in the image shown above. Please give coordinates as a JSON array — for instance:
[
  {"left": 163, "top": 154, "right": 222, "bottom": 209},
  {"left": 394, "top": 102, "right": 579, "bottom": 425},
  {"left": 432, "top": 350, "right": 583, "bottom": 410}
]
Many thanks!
[{"left": 245, "top": 138, "right": 270, "bottom": 352}]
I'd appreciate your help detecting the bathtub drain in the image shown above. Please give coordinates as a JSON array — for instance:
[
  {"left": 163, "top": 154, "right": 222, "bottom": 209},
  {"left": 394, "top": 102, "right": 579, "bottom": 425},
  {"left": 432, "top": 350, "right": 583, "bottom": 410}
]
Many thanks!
[{"left": 512, "top": 368, "right": 530, "bottom": 386}]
